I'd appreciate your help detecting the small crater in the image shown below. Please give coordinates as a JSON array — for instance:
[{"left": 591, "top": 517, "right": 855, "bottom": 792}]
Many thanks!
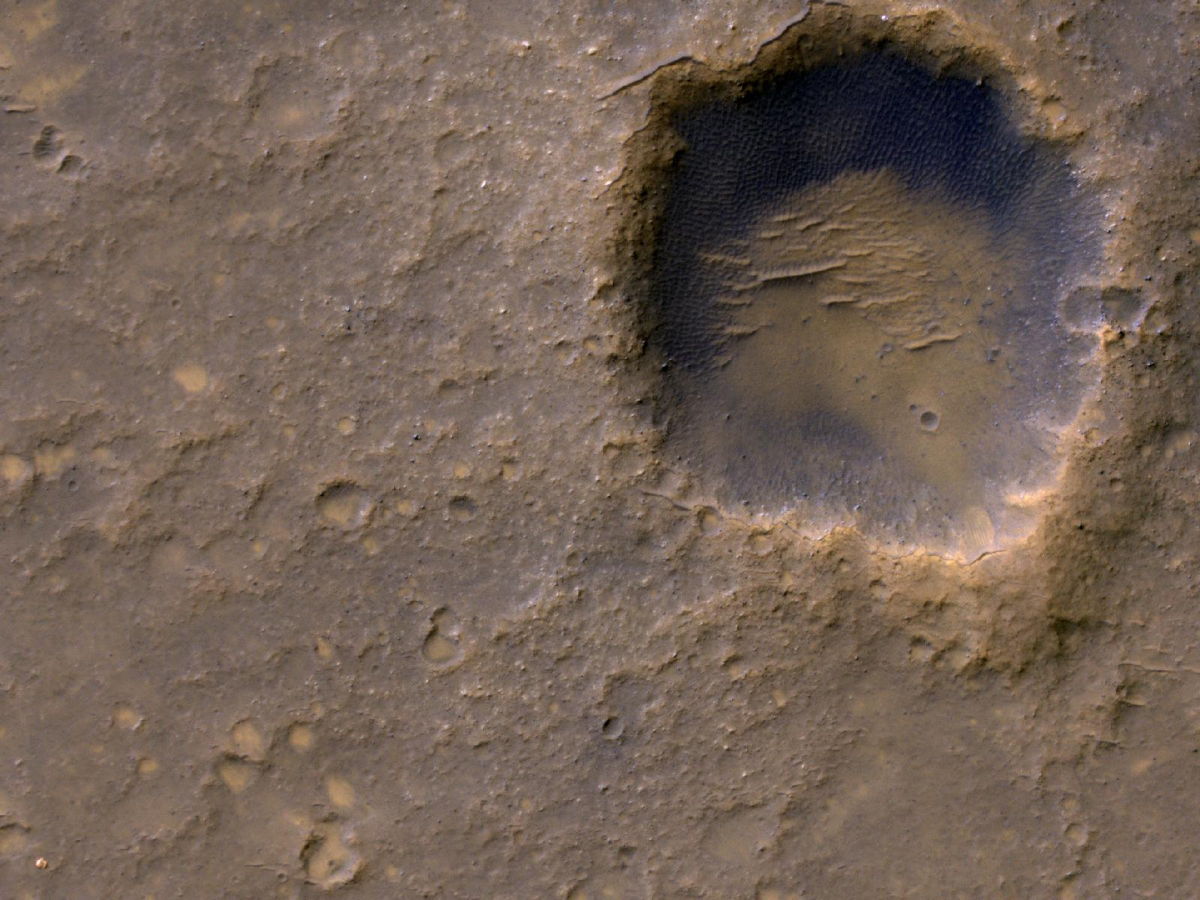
[
  {"left": 288, "top": 722, "right": 315, "bottom": 752},
  {"left": 421, "top": 630, "right": 458, "bottom": 663},
  {"left": 229, "top": 720, "right": 267, "bottom": 762},
  {"left": 698, "top": 506, "right": 722, "bottom": 534},
  {"left": 601, "top": 716, "right": 624, "bottom": 739},
  {"left": 171, "top": 363, "right": 209, "bottom": 393},
  {"left": 301, "top": 824, "right": 363, "bottom": 890},
  {"left": 34, "top": 443, "right": 76, "bottom": 479},
  {"left": 325, "top": 775, "right": 355, "bottom": 811},
  {"left": 247, "top": 58, "right": 347, "bottom": 148},
  {"left": 1100, "top": 287, "right": 1149, "bottom": 330},
  {"left": 216, "top": 757, "right": 256, "bottom": 794},
  {"left": 701, "top": 805, "right": 779, "bottom": 865},
  {"left": 448, "top": 495, "right": 477, "bottom": 521},
  {"left": 31, "top": 125, "right": 61, "bottom": 162},
  {"left": 112, "top": 704, "right": 142, "bottom": 730},
  {"left": 316, "top": 482, "right": 372, "bottom": 530},
  {"left": 0, "top": 455, "right": 33, "bottom": 488},
  {"left": 421, "top": 608, "right": 462, "bottom": 665},
  {"left": 1061, "top": 285, "right": 1149, "bottom": 332}
]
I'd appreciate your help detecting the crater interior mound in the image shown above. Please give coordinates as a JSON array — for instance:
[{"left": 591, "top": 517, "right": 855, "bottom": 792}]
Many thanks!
[{"left": 649, "top": 50, "right": 1101, "bottom": 558}]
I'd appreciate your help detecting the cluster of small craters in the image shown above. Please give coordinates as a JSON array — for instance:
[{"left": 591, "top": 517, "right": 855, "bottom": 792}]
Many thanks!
[
  {"left": 210, "top": 710, "right": 365, "bottom": 889},
  {"left": 219, "top": 716, "right": 364, "bottom": 889}
]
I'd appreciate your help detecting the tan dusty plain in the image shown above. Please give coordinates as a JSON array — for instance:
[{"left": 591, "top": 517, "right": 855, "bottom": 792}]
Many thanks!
[{"left": 0, "top": 0, "right": 1197, "bottom": 897}]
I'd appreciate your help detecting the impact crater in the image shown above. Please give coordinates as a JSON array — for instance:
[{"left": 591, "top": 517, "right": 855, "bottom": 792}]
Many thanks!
[{"left": 622, "top": 14, "right": 1104, "bottom": 559}]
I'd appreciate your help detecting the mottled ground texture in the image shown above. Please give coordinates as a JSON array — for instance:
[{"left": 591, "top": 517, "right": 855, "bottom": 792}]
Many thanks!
[{"left": 1, "top": 1, "right": 1198, "bottom": 897}]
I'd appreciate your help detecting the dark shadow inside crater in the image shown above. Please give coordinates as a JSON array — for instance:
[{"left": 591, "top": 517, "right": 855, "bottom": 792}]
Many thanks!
[{"left": 648, "top": 49, "right": 1102, "bottom": 558}]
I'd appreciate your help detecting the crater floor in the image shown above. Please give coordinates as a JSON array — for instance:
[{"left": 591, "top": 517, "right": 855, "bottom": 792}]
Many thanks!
[{"left": 650, "top": 51, "right": 1101, "bottom": 558}]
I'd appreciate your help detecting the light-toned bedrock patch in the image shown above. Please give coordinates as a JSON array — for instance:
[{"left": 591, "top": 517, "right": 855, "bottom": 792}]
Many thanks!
[{"left": 648, "top": 50, "right": 1104, "bottom": 560}]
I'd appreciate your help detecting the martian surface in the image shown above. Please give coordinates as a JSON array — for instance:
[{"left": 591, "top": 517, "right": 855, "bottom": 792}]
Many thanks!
[{"left": 1, "top": 0, "right": 1199, "bottom": 897}]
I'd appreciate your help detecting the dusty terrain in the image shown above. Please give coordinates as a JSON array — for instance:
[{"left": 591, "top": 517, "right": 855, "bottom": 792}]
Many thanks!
[{"left": 1, "top": 0, "right": 1198, "bottom": 897}]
